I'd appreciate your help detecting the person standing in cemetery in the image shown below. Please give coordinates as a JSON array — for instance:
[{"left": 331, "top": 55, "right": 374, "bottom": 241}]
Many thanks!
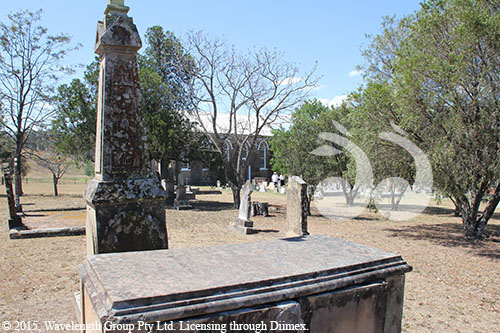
[
  {"left": 279, "top": 173, "right": 285, "bottom": 187},
  {"left": 272, "top": 172, "right": 279, "bottom": 187}
]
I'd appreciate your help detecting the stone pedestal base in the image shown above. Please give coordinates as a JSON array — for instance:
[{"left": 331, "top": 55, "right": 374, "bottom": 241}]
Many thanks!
[
  {"left": 286, "top": 231, "right": 310, "bottom": 238},
  {"left": 173, "top": 199, "right": 192, "bottom": 210},
  {"left": 229, "top": 218, "right": 255, "bottom": 234},
  {"left": 85, "top": 178, "right": 168, "bottom": 254},
  {"left": 173, "top": 186, "right": 192, "bottom": 210}
]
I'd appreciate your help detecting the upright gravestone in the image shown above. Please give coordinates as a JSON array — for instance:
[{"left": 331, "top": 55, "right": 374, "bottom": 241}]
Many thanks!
[
  {"left": 174, "top": 173, "right": 191, "bottom": 209},
  {"left": 13, "top": 158, "right": 22, "bottom": 212},
  {"left": 286, "top": 176, "right": 309, "bottom": 237},
  {"left": 230, "top": 181, "right": 255, "bottom": 234},
  {"left": 174, "top": 185, "right": 192, "bottom": 210},
  {"left": 165, "top": 180, "right": 175, "bottom": 204},
  {"left": 2, "top": 163, "right": 23, "bottom": 229},
  {"left": 84, "top": 0, "right": 168, "bottom": 254}
]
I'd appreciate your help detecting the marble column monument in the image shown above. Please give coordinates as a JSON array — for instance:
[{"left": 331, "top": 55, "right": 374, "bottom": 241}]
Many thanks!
[{"left": 84, "top": 0, "right": 168, "bottom": 254}]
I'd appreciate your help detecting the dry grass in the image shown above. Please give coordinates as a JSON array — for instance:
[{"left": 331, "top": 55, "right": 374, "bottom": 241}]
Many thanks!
[{"left": 0, "top": 182, "right": 499, "bottom": 332}]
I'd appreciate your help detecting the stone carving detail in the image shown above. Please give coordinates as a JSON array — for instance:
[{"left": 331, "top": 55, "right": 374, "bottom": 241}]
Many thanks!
[{"left": 108, "top": 59, "right": 142, "bottom": 172}]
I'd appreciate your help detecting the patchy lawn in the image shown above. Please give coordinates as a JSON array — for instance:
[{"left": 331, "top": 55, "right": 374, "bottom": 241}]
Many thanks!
[{"left": 0, "top": 183, "right": 499, "bottom": 332}]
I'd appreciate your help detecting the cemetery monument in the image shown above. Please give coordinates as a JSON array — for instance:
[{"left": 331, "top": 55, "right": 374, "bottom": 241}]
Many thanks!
[
  {"left": 229, "top": 180, "right": 255, "bottom": 234},
  {"left": 286, "top": 176, "right": 309, "bottom": 237},
  {"left": 83, "top": 0, "right": 168, "bottom": 255}
]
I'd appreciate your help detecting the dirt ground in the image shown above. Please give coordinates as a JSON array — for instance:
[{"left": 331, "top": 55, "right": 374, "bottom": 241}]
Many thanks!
[{"left": 0, "top": 182, "right": 499, "bottom": 332}]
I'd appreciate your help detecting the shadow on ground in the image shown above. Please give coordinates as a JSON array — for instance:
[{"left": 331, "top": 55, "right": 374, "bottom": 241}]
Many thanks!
[
  {"left": 385, "top": 222, "right": 500, "bottom": 259},
  {"left": 423, "top": 206, "right": 456, "bottom": 216},
  {"left": 254, "top": 229, "right": 280, "bottom": 234},
  {"left": 180, "top": 200, "right": 235, "bottom": 212}
]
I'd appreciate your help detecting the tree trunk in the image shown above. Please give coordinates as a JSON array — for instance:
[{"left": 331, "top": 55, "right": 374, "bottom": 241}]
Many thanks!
[
  {"left": 461, "top": 204, "right": 493, "bottom": 240},
  {"left": 53, "top": 174, "right": 59, "bottom": 196},
  {"left": 462, "top": 214, "right": 483, "bottom": 240},
  {"left": 345, "top": 195, "right": 354, "bottom": 206},
  {"left": 231, "top": 185, "right": 241, "bottom": 209},
  {"left": 460, "top": 183, "right": 500, "bottom": 239}
]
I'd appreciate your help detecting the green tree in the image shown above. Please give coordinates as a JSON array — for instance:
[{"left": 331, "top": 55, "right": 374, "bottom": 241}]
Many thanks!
[
  {"left": 52, "top": 60, "right": 98, "bottom": 163},
  {"left": 139, "top": 26, "right": 198, "bottom": 164},
  {"left": 347, "top": 83, "right": 416, "bottom": 211},
  {"left": 270, "top": 100, "right": 351, "bottom": 212},
  {"left": 0, "top": 10, "right": 77, "bottom": 196},
  {"left": 361, "top": 0, "right": 500, "bottom": 239}
]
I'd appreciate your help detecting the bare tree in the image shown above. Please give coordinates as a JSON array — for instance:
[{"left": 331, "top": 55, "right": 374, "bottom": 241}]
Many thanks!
[
  {"left": 0, "top": 10, "right": 77, "bottom": 196},
  {"left": 183, "top": 32, "right": 318, "bottom": 207},
  {"left": 31, "top": 151, "right": 69, "bottom": 197}
]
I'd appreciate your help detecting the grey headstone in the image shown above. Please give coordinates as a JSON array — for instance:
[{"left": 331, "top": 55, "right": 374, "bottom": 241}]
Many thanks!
[
  {"left": 230, "top": 181, "right": 255, "bottom": 234},
  {"left": 238, "top": 181, "right": 252, "bottom": 221},
  {"left": 286, "top": 176, "right": 309, "bottom": 237},
  {"left": 177, "top": 173, "right": 185, "bottom": 186},
  {"left": 176, "top": 186, "right": 187, "bottom": 201},
  {"left": 174, "top": 185, "right": 192, "bottom": 210}
]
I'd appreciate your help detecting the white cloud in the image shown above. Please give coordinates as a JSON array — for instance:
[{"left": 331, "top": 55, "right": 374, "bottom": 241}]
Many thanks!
[
  {"left": 348, "top": 69, "right": 364, "bottom": 77},
  {"left": 319, "top": 95, "right": 348, "bottom": 107},
  {"left": 279, "top": 76, "right": 303, "bottom": 85}
]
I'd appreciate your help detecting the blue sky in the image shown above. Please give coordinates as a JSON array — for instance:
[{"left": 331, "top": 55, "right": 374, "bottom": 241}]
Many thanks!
[{"left": 1, "top": 0, "right": 422, "bottom": 106}]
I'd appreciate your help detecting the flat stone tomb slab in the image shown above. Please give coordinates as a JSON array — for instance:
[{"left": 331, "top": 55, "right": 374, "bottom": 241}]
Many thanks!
[{"left": 79, "top": 235, "right": 411, "bottom": 325}]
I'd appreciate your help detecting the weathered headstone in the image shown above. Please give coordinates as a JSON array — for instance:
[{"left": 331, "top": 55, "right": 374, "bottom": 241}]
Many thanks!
[
  {"left": 177, "top": 173, "right": 185, "bottom": 186},
  {"left": 84, "top": 0, "right": 168, "bottom": 254},
  {"left": 13, "top": 158, "right": 22, "bottom": 212},
  {"left": 165, "top": 180, "right": 175, "bottom": 204},
  {"left": 2, "top": 163, "right": 23, "bottom": 229},
  {"left": 174, "top": 185, "right": 192, "bottom": 210},
  {"left": 286, "top": 176, "right": 309, "bottom": 237},
  {"left": 230, "top": 181, "right": 255, "bottom": 234}
]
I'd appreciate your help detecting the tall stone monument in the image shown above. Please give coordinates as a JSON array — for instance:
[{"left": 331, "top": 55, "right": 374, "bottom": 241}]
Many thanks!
[
  {"left": 84, "top": 0, "right": 168, "bottom": 254},
  {"left": 286, "top": 176, "right": 309, "bottom": 237}
]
